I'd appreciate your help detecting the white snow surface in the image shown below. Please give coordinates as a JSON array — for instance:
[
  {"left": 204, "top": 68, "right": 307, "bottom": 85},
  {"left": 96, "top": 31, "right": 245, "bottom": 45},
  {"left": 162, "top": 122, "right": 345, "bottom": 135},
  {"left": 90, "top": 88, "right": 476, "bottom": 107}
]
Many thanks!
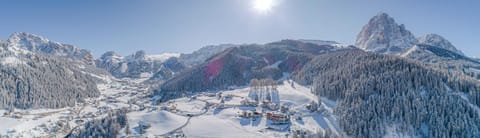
[
  {"left": 146, "top": 53, "right": 180, "bottom": 62},
  {"left": 128, "top": 110, "right": 188, "bottom": 136}
]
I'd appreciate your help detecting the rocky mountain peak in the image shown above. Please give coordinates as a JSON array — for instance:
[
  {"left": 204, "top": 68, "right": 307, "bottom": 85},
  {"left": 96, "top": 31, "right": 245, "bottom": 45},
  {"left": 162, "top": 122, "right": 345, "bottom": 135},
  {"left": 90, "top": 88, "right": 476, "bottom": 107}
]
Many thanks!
[
  {"left": 355, "top": 12, "right": 418, "bottom": 53},
  {"left": 5, "top": 32, "right": 95, "bottom": 65},
  {"left": 99, "top": 51, "right": 123, "bottom": 63},
  {"left": 418, "top": 33, "right": 463, "bottom": 55},
  {"left": 126, "top": 50, "right": 147, "bottom": 61},
  {"left": 100, "top": 51, "right": 120, "bottom": 59}
]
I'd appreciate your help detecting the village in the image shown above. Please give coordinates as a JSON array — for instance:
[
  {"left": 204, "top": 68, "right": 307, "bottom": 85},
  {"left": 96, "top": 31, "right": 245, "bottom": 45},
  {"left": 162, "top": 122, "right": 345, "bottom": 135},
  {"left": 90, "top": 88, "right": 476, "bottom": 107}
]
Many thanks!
[
  {"left": 151, "top": 78, "right": 338, "bottom": 138},
  {"left": 1, "top": 76, "right": 341, "bottom": 138},
  {"left": 0, "top": 77, "right": 152, "bottom": 137}
]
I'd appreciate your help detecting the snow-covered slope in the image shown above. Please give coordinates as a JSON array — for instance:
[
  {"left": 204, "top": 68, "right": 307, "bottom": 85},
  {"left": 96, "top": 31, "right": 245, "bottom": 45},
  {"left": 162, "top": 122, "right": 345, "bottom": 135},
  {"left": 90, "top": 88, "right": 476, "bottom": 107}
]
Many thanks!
[
  {"left": 418, "top": 34, "right": 464, "bottom": 55},
  {"left": 399, "top": 44, "right": 480, "bottom": 79},
  {"left": 178, "top": 44, "right": 235, "bottom": 66}
]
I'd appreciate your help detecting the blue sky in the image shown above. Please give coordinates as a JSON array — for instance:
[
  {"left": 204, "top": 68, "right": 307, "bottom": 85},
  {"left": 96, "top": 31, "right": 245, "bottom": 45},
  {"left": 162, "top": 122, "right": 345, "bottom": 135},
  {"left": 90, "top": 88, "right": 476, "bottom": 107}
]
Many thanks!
[{"left": 0, "top": 0, "right": 479, "bottom": 57}]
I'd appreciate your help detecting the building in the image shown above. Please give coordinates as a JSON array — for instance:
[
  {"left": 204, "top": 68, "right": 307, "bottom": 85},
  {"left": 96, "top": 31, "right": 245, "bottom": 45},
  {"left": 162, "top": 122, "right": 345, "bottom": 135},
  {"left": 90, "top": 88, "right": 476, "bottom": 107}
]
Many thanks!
[
  {"left": 239, "top": 110, "right": 262, "bottom": 118},
  {"left": 266, "top": 112, "right": 290, "bottom": 125},
  {"left": 241, "top": 99, "right": 258, "bottom": 106}
]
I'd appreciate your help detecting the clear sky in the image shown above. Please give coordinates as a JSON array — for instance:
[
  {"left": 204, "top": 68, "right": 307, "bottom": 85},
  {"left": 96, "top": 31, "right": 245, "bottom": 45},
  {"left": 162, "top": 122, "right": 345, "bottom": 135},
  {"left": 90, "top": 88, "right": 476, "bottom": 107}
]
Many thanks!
[{"left": 0, "top": 0, "right": 478, "bottom": 57}]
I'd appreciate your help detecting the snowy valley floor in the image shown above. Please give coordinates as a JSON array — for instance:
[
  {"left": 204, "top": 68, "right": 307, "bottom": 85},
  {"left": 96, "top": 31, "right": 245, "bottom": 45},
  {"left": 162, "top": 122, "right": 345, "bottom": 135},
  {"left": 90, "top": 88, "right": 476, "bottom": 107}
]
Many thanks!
[{"left": 0, "top": 78, "right": 341, "bottom": 138}]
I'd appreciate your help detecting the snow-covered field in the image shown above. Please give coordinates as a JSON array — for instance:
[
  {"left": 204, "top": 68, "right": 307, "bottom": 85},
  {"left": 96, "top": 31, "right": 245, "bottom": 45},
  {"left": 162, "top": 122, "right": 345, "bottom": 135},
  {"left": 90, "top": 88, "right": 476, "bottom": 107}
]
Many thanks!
[{"left": 128, "top": 110, "right": 188, "bottom": 137}]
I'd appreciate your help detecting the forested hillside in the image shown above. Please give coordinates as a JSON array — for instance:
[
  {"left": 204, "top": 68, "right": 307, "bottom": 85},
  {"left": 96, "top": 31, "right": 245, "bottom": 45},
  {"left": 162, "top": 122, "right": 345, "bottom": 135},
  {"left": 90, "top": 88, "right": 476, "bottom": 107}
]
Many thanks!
[
  {"left": 295, "top": 49, "right": 480, "bottom": 137},
  {"left": 0, "top": 52, "right": 99, "bottom": 109},
  {"left": 154, "top": 40, "right": 349, "bottom": 101},
  {"left": 67, "top": 109, "right": 128, "bottom": 138}
]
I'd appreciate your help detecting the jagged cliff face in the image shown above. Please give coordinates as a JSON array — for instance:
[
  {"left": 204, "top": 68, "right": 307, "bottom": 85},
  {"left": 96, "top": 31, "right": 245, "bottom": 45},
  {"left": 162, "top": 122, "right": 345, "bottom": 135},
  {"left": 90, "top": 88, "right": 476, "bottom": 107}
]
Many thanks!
[
  {"left": 418, "top": 34, "right": 464, "bottom": 55},
  {"left": 6, "top": 32, "right": 95, "bottom": 65},
  {"left": 355, "top": 13, "right": 418, "bottom": 53}
]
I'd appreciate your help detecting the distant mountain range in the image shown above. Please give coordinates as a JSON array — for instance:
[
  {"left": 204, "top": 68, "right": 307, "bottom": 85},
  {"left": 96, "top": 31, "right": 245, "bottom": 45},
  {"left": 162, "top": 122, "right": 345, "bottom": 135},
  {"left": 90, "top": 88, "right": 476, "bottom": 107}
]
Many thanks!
[{"left": 95, "top": 50, "right": 183, "bottom": 79}]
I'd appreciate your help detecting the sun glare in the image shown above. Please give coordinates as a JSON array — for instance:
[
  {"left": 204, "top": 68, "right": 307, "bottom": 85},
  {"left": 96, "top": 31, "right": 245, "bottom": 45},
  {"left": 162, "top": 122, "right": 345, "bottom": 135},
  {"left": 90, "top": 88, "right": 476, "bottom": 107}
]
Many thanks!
[{"left": 253, "top": 0, "right": 274, "bottom": 13}]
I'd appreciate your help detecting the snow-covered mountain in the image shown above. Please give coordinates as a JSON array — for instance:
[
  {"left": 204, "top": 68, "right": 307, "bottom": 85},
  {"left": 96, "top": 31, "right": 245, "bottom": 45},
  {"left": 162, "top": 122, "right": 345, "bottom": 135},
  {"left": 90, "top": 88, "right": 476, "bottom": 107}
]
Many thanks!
[
  {"left": 178, "top": 44, "right": 235, "bottom": 66},
  {"left": 356, "top": 13, "right": 479, "bottom": 80},
  {"left": 355, "top": 13, "right": 418, "bottom": 53},
  {"left": 418, "top": 33, "right": 464, "bottom": 55},
  {"left": 95, "top": 50, "right": 183, "bottom": 79},
  {"left": 5, "top": 32, "right": 95, "bottom": 65}
]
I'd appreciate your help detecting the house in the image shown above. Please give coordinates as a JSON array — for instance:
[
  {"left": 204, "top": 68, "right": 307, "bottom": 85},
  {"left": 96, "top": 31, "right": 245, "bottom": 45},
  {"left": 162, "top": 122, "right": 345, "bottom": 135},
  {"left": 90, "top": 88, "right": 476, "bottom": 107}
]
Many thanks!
[
  {"left": 241, "top": 99, "right": 258, "bottom": 106},
  {"left": 266, "top": 112, "right": 289, "bottom": 125},
  {"left": 239, "top": 110, "right": 262, "bottom": 118}
]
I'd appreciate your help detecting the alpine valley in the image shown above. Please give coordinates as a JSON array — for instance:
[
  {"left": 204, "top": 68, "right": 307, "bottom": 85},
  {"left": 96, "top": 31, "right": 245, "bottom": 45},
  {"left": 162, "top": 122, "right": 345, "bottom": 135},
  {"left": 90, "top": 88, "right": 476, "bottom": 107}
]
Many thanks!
[{"left": 0, "top": 13, "right": 479, "bottom": 138}]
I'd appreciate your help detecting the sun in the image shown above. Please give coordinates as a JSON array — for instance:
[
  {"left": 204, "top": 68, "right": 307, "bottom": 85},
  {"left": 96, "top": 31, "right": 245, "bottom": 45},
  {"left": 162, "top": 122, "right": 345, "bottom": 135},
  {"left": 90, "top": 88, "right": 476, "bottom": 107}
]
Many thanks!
[{"left": 253, "top": 0, "right": 274, "bottom": 13}]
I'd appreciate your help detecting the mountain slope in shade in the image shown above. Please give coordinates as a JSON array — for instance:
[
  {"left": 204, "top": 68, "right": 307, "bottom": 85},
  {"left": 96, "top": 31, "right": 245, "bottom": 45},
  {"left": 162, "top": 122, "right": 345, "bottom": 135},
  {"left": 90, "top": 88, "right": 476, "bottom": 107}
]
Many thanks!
[
  {"left": 154, "top": 39, "right": 354, "bottom": 101},
  {"left": 355, "top": 13, "right": 417, "bottom": 53},
  {"left": 418, "top": 34, "right": 464, "bottom": 55},
  {"left": 6, "top": 32, "right": 95, "bottom": 65}
]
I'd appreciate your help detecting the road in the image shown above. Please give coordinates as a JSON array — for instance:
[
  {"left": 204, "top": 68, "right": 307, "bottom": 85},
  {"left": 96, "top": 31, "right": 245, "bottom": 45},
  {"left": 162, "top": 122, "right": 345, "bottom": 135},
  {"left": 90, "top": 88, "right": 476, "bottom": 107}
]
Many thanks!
[{"left": 157, "top": 100, "right": 212, "bottom": 137}]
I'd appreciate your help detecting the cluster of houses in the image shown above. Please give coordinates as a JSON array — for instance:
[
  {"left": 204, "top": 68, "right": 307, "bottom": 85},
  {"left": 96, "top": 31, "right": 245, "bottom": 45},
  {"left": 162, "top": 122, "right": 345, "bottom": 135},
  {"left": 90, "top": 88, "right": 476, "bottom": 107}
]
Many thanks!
[
  {"left": 160, "top": 101, "right": 178, "bottom": 113},
  {"left": 266, "top": 112, "right": 290, "bottom": 125},
  {"left": 235, "top": 79, "right": 292, "bottom": 129}
]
